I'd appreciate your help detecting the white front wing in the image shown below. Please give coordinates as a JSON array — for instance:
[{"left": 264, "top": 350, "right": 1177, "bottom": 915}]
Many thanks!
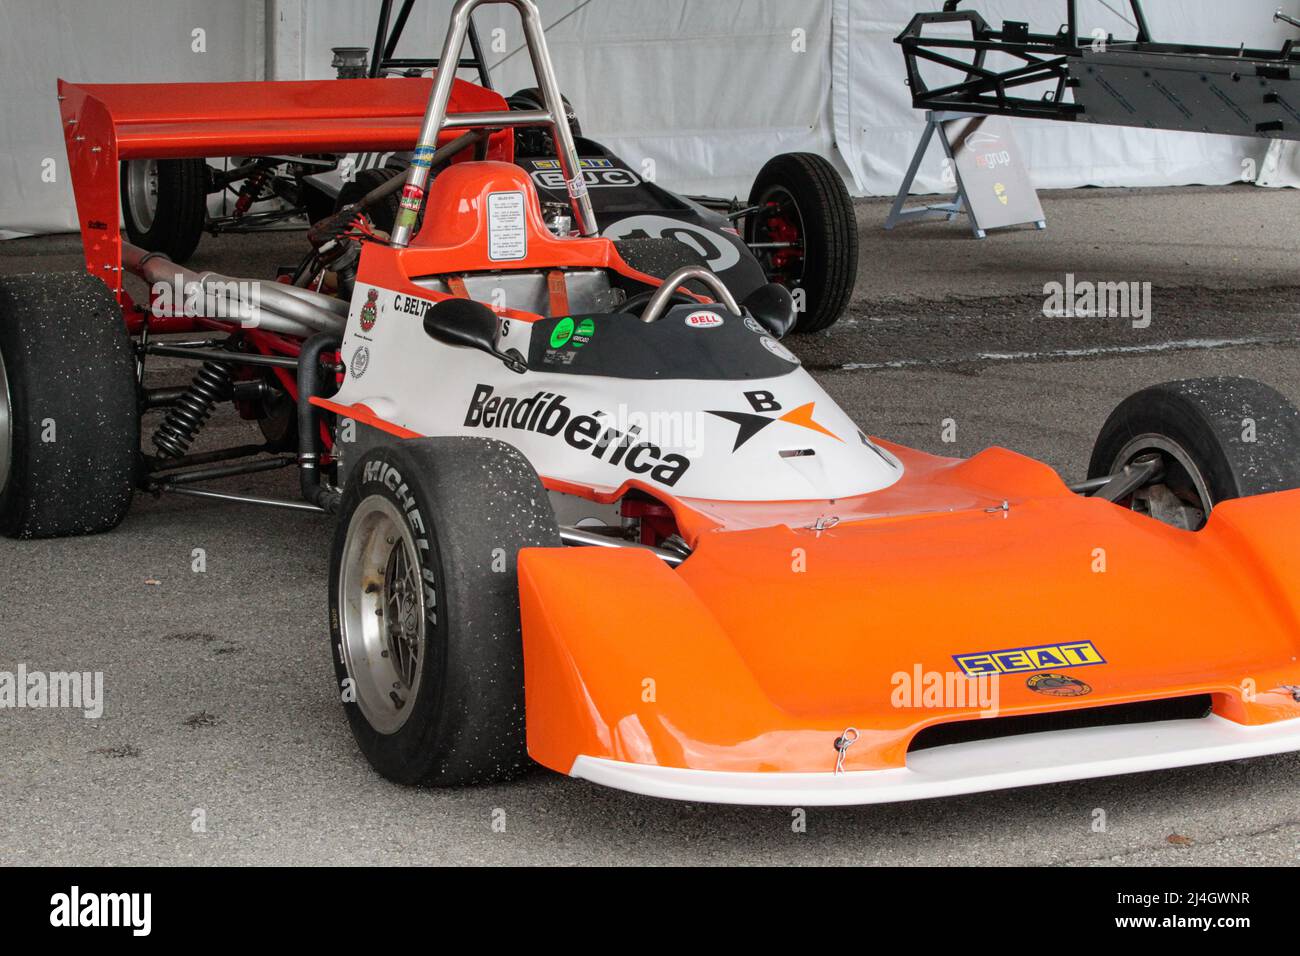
[{"left": 568, "top": 714, "right": 1300, "bottom": 806}]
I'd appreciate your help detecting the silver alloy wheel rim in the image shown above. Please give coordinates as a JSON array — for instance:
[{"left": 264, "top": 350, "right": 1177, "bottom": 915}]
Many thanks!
[
  {"left": 1112, "top": 433, "right": 1215, "bottom": 529},
  {"left": 0, "top": 348, "right": 11, "bottom": 496},
  {"left": 126, "top": 159, "right": 160, "bottom": 231},
  {"left": 338, "top": 496, "right": 429, "bottom": 735}
]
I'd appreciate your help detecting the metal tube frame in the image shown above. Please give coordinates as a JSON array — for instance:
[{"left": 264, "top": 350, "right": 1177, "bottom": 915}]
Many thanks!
[
  {"left": 559, "top": 526, "right": 686, "bottom": 567},
  {"left": 147, "top": 443, "right": 277, "bottom": 475},
  {"left": 639, "top": 266, "right": 743, "bottom": 324},
  {"left": 941, "top": 0, "right": 1150, "bottom": 41},
  {"left": 144, "top": 343, "right": 299, "bottom": 371},
  {"left": 896, "top": 10, "right": 1081, "bottom": 121},
  {"left": 390, "top": 0, "right": 597, "bottom": 246},
  {"left": 155, "top": 484, "right": 326, "bottom": 514},
  {"left": 1066, "top": 454, "right": 1163, "bottom": 499},
  {"left": 152, "top": 456, "right": 296, "bottom": 487},
  {"left": 123, "top": 243, "right": 347, "bottom": 339},
  {"left": 369, "top": 0, "right": 396, "bottom": 79},
  {"left": 899, "top": 1, "right": 1300, "bottom": 122},
  {"left": 372, "top": 0, "right": 495, "bottom": 88}
]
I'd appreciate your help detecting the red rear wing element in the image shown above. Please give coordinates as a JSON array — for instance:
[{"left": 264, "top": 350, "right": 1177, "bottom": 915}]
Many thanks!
[{"left": 57, "top": 76, "right": 512, "bottom": 299}]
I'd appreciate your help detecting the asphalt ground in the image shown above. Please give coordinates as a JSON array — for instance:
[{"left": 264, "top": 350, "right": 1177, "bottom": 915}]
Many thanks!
[{"left": 1, "top": 184, "right": 1298, "bottom": 865}]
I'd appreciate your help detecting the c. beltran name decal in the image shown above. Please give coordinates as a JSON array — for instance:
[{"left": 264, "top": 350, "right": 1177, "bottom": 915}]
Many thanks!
[{"left": 463, "top": 384, "right": 690, "bottom": 486}]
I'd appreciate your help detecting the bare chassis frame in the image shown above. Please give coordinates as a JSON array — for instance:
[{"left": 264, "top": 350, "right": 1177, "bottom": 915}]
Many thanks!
[{"left": 897, "top": 0, "right": 1300, "bottom": 140}]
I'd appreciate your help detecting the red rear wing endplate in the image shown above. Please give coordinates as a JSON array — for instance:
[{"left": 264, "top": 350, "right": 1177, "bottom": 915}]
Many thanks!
[{"left": 57, "top": 76, "right": 512, "bottom": 300}]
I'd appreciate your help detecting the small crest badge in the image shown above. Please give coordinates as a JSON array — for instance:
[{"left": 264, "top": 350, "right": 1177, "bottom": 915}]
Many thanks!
[{"left": 359, "top": 288, "right": 379, "bottom": 332}]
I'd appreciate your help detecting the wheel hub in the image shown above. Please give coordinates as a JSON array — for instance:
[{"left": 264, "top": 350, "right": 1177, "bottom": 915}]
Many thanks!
[
  {"left": 338, "top": 497, "right": 429, "bottom": 734},
  {"left": 1111, "top": 434, "right": 1213, "bottom": 531},
  {"left": 382, "top": 540, "right": 423, "bottom": 690},
  {"left": 753, "top": 187, "right": 806, "bottom": 287},
  {"left": 126, "top": 159, "right": 160, "bottom": 232}
]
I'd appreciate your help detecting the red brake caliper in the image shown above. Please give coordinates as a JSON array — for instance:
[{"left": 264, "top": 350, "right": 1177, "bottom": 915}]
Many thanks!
[{"left": 763, "top": 201, "right": 803, "bottom": 281}]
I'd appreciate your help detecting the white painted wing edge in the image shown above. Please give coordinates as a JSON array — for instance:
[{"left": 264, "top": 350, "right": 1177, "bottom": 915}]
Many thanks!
[{"left": 569, "top": 714, "right": 1300, "bottom": 806}]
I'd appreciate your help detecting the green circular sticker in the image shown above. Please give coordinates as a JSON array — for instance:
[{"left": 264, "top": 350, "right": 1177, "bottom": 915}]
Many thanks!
[
  {"left": 573, "top": 317, "right": 595, "bottom": 348},
  {"left": 550, "top": 317, "right": 574, "bottom": 349}
]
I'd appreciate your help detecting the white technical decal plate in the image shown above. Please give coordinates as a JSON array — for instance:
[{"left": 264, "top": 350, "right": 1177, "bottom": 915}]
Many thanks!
[{"left": 487, "top": 191, "right": 527, "bottom": 262}]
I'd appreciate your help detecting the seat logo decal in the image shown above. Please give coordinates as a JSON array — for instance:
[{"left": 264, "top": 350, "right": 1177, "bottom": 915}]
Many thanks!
[{"left": 953, "top": 640, "right": 1106, "bottom": 678}]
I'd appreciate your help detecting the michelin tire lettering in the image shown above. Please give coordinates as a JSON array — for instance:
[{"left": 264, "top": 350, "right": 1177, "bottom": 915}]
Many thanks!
[{"left": 358, "top": 461, "right": 436, "bottom": 607}]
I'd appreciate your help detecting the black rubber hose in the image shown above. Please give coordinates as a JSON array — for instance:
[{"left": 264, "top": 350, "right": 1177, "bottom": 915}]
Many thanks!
[{"left": 297, "top": 332, "right": 342, "bottom": 513}]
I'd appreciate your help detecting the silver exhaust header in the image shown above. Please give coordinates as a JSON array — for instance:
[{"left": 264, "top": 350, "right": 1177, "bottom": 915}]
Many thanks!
[{"left": 121, "top": 242, "right": 348, "bottom": 338}]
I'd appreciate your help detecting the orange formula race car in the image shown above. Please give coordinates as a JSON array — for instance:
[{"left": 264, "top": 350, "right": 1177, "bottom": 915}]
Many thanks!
[{"left": 3, "top": 0, "right": 1300, "bottom": 806}]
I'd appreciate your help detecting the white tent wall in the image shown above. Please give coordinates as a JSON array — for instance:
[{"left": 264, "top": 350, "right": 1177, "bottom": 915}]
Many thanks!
[
  {"left": 3, "top": 0, "right": 1300, "bottom": 239},
  {"left": 295, "top": 0, "right": 835, "bottom": 198},
  {"left": 834, "top": 0, "right": 1300, "bottom": 195},
  {"left": 0, "top": 0, "right": 265, "bottom": 238}
]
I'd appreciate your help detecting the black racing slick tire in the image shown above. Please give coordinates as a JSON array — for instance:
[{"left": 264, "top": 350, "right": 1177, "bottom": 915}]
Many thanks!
[
  {"left": 745, "top": 152, "right": 858, "bottom": 334},
  {"left": 329, "top": 437, "right": 561, "bottom": 786},
  {"left": 120, "top": 158, "right": 208, "bottom": 264},
  {"left": 506, "top": 87, "right": 582, "bottom": 157},
  {"left": 334, "top": 167, "right": 404, "bottom": 236},
  {"left": 0, "top": 272, "right": 139, "bottom": 539},
  {"left": 1088, "top": 377, "right": 1300, "bottom": 530}
]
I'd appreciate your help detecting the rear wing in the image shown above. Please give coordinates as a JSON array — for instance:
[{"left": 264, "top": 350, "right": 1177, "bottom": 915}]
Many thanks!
[{"left": 57, "top": 75, "right": 512, "bottom": 300}]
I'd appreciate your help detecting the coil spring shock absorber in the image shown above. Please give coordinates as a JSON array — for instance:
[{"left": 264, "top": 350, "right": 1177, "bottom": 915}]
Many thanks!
[
  {"left": 233, "top": 167, "right": 271, "bottom": 220},
  {"left": 152, "top": 358, "right": 234, "bottom": 458}
]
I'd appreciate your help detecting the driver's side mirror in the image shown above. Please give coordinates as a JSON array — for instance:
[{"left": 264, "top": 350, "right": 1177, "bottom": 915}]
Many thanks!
[
  {"left": 743, "top": 283, "right": 797, "bottom": 339},
  {"left": 423, "top": 298, "right": 525, "bottom": 372}
]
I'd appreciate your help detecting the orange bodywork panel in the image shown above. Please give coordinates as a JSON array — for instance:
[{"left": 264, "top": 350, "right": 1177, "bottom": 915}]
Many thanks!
[
  {"left": 519, "top": 444, "right": 1300, "bottom": 777},
  {"left": 57, "top": 75, "right": 512, "bottom": 301},
  {"left": 353, "top": 161, "right": 703, "bottom": 324}
]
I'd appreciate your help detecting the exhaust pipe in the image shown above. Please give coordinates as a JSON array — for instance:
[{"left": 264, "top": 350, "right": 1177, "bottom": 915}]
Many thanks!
[{"left": 122, "top": 242, "right": 349, "bottom": 338}]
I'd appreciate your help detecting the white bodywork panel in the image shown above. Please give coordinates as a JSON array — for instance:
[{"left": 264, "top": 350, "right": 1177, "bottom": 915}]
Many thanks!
[
  {"left": 569, "top": 714, "right": 1300, "bottom": 807},
  {"left": 332, "top": 282, "right": 902, "bottom": 502}
]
